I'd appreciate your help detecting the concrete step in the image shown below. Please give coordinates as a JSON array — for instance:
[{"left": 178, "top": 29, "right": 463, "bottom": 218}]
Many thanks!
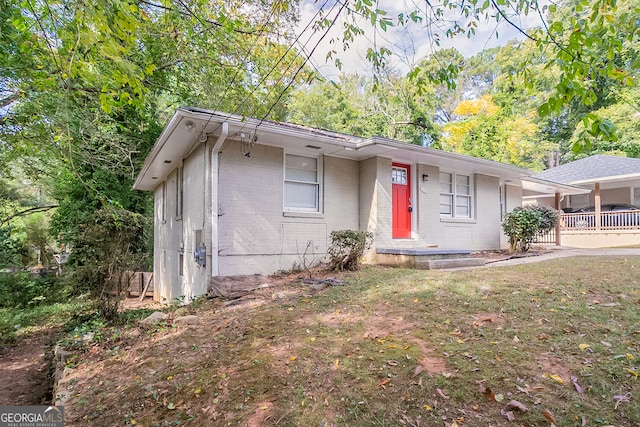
[{"left": 418, "top": 258, "right": 486, "bottom": 270}]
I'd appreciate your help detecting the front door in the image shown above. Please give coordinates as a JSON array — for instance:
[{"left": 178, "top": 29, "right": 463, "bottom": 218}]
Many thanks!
[{"left": 392, "top": 163, "right": 411, "bottom": 238}]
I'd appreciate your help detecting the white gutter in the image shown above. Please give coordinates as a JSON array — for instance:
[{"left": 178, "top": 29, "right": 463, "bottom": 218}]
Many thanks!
[
  {"left": 210, "top": 122, "right": 228, "bottom": 277},
  {"left": 571, "top": 172, "right": 640, "bottom": 185}
]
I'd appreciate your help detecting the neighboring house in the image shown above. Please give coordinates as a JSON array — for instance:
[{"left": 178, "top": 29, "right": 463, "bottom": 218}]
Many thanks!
[
  {"left": 525, "top": 155, "right": 640, "bottom": 248},
  {"left": 134, "top": 108, "right": 546, "bottom": 302}
]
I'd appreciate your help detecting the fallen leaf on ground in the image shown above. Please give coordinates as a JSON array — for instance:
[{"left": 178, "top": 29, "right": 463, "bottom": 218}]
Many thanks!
[
  {"left": 578, "top": 343, "right": 590, "bottom": 351},
  {"left": 541, "top": 409, "right": 557, "bottom": 426},
  {"left": 436, "top": 388, "right": 450, "bottom": 399},
  {"left": 501, "top": 409, "right": 515, "bottom": 421},
  {"left": 613, "top": 393, "right": 631, "bottom": 409},
  {"left": 412, "top": 365, "right": 424, "bottom": 378},
  {"left": 379, "top": 378, "right": 391, "bottom": 388},
  {"left": 482, "top": 385, "right": 496, "bottom": 401},
  {"left": 506, "top": 400, "right": 527, "bottom": 412},
  {"left": 543, "top": 373, "right": 564, "bottom": 384},
  {"left": 570, "top": 376, "right": 584, "bottom": 394}
]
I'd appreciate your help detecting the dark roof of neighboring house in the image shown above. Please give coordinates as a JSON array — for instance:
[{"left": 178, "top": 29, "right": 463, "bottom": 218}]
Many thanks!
[{"left": 533, "top": 155, "right": 640, "bottom": 184}]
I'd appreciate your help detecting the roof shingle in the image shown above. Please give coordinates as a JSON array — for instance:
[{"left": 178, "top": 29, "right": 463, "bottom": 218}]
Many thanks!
[{"left": 533, "top": 155, "right": 640, "bottom": 184}]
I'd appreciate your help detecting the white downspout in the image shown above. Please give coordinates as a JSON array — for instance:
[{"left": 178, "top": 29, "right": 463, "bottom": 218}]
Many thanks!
[{"left": 210, "top": 122, "right": 228, "bottom": 277}]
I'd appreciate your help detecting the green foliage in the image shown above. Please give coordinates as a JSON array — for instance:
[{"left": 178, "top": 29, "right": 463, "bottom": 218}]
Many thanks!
[
  {"left": 327, "top": 230, "right": 373, "bottom": 271},
  {"left": 567, "top": 87, "right": 640, "bottom": 159},
  {"left": 0, "top": 272, "right": 69, "bottom": 308},
  {"left": 66, "top": 204, "right": 148, "bottom": 321},
  {"left": 502, "top": 205, "right": 558, "bottom": 253},
  {"left": 288, "top": 72, "right": 439, "bottom": 146},
  {"left": 0, "top": 226, "right": 25, "bottom": 267},
  {"left": 525, "top": 204, "right": 559, "bottom": 232}
]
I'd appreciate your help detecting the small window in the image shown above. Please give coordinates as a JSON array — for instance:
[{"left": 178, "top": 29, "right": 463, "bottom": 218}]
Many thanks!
[
  {"left": 284, "top": 154, "right": 320, "bottom": 211},
  {"left": 175, "top": 166, "right": 183, "bottom": 220},
  {"left": 440, "top": 172, "right": 473, "bottom": 219},
  {"left": 161, "top": 182, "right": 167, "bottom": 223},
  {"left": 392, "top": 166, "right": 408, "bottom": 185}
]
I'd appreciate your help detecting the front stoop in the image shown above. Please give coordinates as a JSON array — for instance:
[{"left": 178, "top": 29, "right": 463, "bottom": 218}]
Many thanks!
[
  {"left": 427, "top": 257, "right": 486, "bottom": 269},
  {"left": 375, "top": 248, "right": 485, "bottom": 270}
]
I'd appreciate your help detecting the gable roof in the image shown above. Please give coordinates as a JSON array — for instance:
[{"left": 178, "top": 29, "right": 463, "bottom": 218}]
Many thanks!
[
  {"left": 533, "top": 155, "right": 640, "bottom": 185},
  {"left": 134, "top": 107, "right": 536, "bottom": 191}
]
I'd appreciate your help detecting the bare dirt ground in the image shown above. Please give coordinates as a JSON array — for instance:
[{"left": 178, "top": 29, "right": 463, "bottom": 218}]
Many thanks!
[
  {"left": 0, "top": 333, "right": 51, "bottom": 405},
  {"left": 0, "top": 297, "right": 161, "bottom": 406}
]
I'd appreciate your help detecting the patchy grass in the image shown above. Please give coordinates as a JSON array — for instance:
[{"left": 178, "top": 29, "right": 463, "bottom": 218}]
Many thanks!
[
  {"left": 0, "top": 300, "right": 91, "bottom": 344},
  {"left": 63, "top": 257, "right": 640, "bottom": 426}
]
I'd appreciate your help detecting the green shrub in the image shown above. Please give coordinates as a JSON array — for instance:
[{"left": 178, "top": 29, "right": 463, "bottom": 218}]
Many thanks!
[
  {"left": 526, "top": 204, "right": 559, "bottom": 232},
  {"left": 67, "top": 205, "right": 148, "bottom": 321},
  {"left": 0, "top": 272, "right": 68, "bottom": 308},
  {"left": 327, "top": 230, "right": 373, "bottom": 271},
  {"left": 502, "top": 205, "right": 559, "bottom": 253}
]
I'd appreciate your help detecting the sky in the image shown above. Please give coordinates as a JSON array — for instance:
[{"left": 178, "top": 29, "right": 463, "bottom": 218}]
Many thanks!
[{"left": 294, "top": 0, "right": 547, "bottom": 80}]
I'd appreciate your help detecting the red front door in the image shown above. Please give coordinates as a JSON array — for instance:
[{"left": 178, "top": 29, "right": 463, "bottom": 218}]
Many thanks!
[{"left": 392, "top": 163, "right": 411, "bottom": 238}]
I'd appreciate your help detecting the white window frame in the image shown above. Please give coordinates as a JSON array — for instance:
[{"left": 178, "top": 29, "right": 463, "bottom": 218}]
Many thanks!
[
  {"left": 161, "top": 182, "right": 167, "bottom": 224},
  {"left": 283, "top": 153, "right": 322, "bottom": 213},
  {"left": 175, "top": 165, "right": 183, "bottom": 220},
  {"left": 439, "top": 171, "right": 473, "bottom": 219}
]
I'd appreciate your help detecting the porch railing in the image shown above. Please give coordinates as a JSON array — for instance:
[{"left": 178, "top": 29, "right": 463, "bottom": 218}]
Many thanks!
[
  {"left": 561, "top": 210, "right": 640, "bottom": 231},
  {"left": 532, "top": 228, "right": 556, "bottom": 245}
]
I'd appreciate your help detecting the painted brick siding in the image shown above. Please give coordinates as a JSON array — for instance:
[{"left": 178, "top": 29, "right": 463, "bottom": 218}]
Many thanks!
[
  {"left": 323, "top": 156, "right": 360, "bottom": 233},
  {"left": 359, "top": 157, "right": 393, "bottom": 248},
  {"left": 217, "top": 140, "right": 359, "bottom": 275},
  {"left": 415, "top": 170, "right": 503, "bottom": 250}
]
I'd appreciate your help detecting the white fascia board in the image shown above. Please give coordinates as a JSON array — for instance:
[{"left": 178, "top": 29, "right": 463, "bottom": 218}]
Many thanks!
[
  {"left": 570, "top": 172, "right": 640, "bottom": 185},
  {"left": 361, "top": 136, "right": 533, "bottom": 180},
  {"left": 133, "top": 110, "right": 186, "bottom": 190},
  {"left": 521, "top": 177, "right": 591, "bottom": 195}
]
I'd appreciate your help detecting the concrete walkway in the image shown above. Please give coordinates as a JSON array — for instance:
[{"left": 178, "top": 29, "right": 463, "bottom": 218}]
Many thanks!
[{"left": 485, "top": 247, "right": 640, "bottom": 268}]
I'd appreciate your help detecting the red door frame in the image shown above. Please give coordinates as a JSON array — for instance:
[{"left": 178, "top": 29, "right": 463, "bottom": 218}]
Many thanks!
[{"left": 392, "top": 163, "right": 412, "bottom": 238}]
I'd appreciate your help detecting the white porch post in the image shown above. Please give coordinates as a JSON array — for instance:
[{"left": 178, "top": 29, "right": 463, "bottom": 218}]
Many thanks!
[
  {"left": 595, "top": 182, "right": 601, "bottom": 231},
  {"left": 555, "top": 192, "right": 561, "bottom": 246}
]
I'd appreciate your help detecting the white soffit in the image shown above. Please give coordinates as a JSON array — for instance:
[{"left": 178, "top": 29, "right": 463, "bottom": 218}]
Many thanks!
[{"left": 135, "top": 108, "right": 540, "bottom": 190}]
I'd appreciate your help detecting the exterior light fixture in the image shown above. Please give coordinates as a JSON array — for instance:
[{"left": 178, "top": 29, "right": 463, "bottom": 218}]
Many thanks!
[{"left": 422, "top": 174, "right": 429, "bottom": 182}]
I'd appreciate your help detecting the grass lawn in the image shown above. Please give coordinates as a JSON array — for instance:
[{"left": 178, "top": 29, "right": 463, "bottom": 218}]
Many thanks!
[{"left": 61, "top": 257, "right": 640, "bottom": 426}]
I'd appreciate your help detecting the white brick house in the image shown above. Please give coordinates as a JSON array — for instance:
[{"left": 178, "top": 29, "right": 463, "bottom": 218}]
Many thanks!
[{"left": 134, "top": 108, "right": 538, "bottom": 302}]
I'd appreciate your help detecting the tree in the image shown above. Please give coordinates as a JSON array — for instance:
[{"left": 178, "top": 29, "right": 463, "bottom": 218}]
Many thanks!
[
  {"left": 1, "top": 0, "right": 314, "bottom": 318},
  {"left": 288, "top": 71, "right": 439, "bottom": 145},
  {"left": 566, "top": 87, "right": 640, "bottom": 160}
]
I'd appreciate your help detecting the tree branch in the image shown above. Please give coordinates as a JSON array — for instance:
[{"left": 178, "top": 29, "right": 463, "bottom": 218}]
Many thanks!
[
  {"left": 1, "top": 91, "right": 20, "bottom": 109},
  {"left": 1, "top": 205, "right": 58, "bottom": 226}
]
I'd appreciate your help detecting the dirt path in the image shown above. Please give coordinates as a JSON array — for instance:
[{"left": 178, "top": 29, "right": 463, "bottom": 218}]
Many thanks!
[{"left": 0, "top": 334, "right": 51, "bottom": 405}]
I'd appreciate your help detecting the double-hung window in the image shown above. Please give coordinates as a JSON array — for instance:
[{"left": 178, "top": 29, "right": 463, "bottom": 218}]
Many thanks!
[
  {"left": 284, "top": 154, "right": 320, "bottom": 212},
  {"left": 440, "top": 172, "right": 472, "bottom": 219}
]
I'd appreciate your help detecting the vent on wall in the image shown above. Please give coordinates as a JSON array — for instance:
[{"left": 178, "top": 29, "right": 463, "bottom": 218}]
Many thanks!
[{"left": 305, "top": 145, "right": 321, "bottom": 149}]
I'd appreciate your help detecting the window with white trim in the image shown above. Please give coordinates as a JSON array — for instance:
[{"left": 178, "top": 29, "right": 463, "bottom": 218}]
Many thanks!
[
  {"left": 175, "top": 166, "right": 183, "bottom": 220},
  {"left": 284, "top": 154, "right": 320, "bottom": 212},
  {"left": 440, "top": 172, "right": 473, "bottom": 218}
]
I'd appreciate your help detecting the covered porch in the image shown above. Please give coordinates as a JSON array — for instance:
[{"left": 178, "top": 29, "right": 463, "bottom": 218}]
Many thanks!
[{"left": 525, "top": 156, "right": 640, "bottom": 248}]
